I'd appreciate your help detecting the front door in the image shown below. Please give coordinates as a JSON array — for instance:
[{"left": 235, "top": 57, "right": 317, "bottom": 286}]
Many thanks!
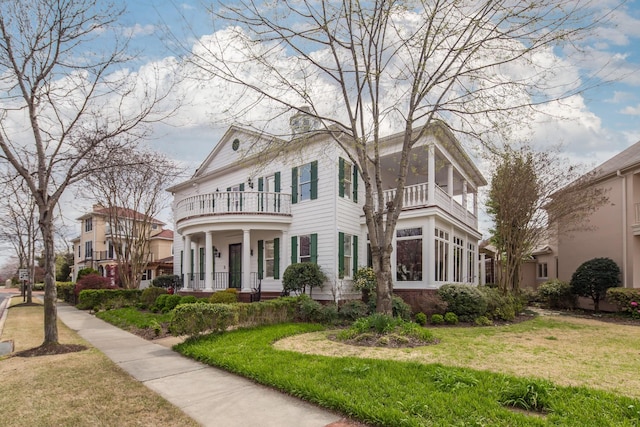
[{"left": 229, "top": 243, "right": 242, "bottom": 289}]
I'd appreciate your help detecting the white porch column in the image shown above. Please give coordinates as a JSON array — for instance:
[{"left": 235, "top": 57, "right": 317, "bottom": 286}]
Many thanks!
[
  {"left": 281, "top": 230, "right": 289, "bottom": 281},
  {"left": 462, "top": 181, "right": 468, "bottom": 211},
  {"left": 480, "top": 253, "right": 486, "bottom": 285},
  {"left": 473, "top": 190, "right": 478, "bottom": 218},
  {"left": 205, "top": 231, "right": 214, "bottom": 291},
  {"left": 428, "top": 145, "right": 435, "bottom": 204},
  {"left": 447, "top": 164, "right": 453, "bottom": 196},
  {"left": 183, "top": 235, "right": 192, "bottom": 290},
  {"left": 242, "top": 229, "right": 251, "bottom": 291},
  {"left": 426, "top": 217, "right": 435, "bottom": 285}
]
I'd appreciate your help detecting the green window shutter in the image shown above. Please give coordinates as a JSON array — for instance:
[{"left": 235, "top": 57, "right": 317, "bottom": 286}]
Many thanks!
[
  {"left": 226, "top": 187, "right": 231, "bottom": 210},
  {"left": 239, "top": 183, "right": 245, "bottom": 210},
  {"left": 291, "top": 167, "right": 298, "bottom": 204},
  {"left": 258, "top": 240, "right": 264, "bottom": 280},
  {"left": 180, "top": 250, "right": 183, "bottom": 275},
  {"left": 353, "top": 164, "right": 358, "bottom": 203},
  {"left": 338, "top": 157, "right": 345, "bottom": 198},
  {"left": 190, "top": 249, "right": 194, "bottom": 276},
  {"left": 353, "top": 235, "right": 358, "bottom": 277},
  {"left": 338, "top": 232, "right": 345, "bottom": 278},
  {"left": 258, "top": 178, "right": 264, "bottom": 211},
  {"left": 311, "top": 233, "right": 318, "bottom": 263},
  {"left": 291, "top": 235, "right": 298, "bottom": 264},
  {"left": 239, "top": 183, "right": 245, "bottom": 191},
  {"left": 310, "top": 160, "right": 318, "bottom": 200},
  {"left": 199, "top": 247, "right": 205, "bottom": 274},
  {"left": 212, "top": 246, "right": 216, "bottom": 274},
  {"left": 274, "top": 171, "right": 281, "bottom": 212},
  {"left": 274, "top": 238, "right": 280, "bottom": 279}
]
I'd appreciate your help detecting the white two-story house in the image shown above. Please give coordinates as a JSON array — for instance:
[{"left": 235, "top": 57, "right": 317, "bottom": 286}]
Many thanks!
[{"left": 168, "top": 112, "right": 486, "bottom": 305}]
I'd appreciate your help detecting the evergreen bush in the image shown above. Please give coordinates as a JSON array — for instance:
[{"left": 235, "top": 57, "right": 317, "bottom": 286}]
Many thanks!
[{"left": 438, "top": 284, "right": 487, "bottom": 322}]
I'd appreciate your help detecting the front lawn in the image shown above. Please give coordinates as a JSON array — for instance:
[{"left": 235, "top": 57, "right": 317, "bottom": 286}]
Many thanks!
[{"left": 175, "top": 322, "right": 640, "bottom": 426}]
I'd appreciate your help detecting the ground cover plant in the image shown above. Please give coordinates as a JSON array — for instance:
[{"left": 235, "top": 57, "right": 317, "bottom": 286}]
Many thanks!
[
  {"left": 0, "top": 297, "right": 197, "bottom": 427},
  {"left": 176, "top": 322, "right": 640, "bottom": 426},
  {"left": 96, "top": 307, "right": 173, "bottom": 338}
]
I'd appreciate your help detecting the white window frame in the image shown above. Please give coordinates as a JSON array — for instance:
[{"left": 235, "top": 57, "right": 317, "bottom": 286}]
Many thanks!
[
  {"left": 396, "top": 227, "right": 423, "bottom": 281},
  {"left": 299, "top": 163, "right": 312, "bottom": 201},
  {"left": 435, "top": 228, "right": 449, "bottom": 282},
  {"left": 265, "top": 240, "right": 275, "bottom": 278},
  {"left": 538, "top": 262, "right": 548, "bottom": 279},
  {"left": 299, "top": 234, "right": 311, "bottom": 263}
]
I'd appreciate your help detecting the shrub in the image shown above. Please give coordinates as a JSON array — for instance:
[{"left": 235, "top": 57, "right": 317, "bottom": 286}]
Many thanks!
[
  {"left": 607, "top": 287, "right": 640, "bottom": 318},
  {"left": 209, "top": 289, "right": 238, "bottom": 304},
  {"left": 153, "top": 294, "right": 170, "bottom": 312},
  {"left": 392, "top": 296, "right": 412, "bottom": 320},
  {"left": 169, "top": 302, "right": 237, "bottom": 336},
  {"left": 352, "top": 267, "right": 376, "bottom": 293},
  {"left": 431, "top": 314, "right": 444, "bottom": 325},
  {"left": 499, "top": 380, "right": 555, "bottom": 412},
  {"left": 282, "top": 263, "right": 326, "bottom": 296},
  {"left": 163, "top": 294, "right": 183, "bottom": 312},
  {"left": 338, "top": 299, "right": 369, "bottom": 321},
  {"left": 336, "top": 314, "right": 436, "bottom": 345},
  {"left": 140, "top": 287, "right": 167, "bottom": 308},
  {"left": 56, "top": 282, "right": 76, "bottom": 304},
  {"left": 77, "top": 289, "right": 142, "bottom": 311},
  {"left": 477, "top": 286, "right": 522, "bottom": 321},
  {"left": 474, "top": 316, "right": 492, "bottom": 326},
  {"left": 152, "top": 274, "right": 181, "bottom": 289},
  {"left": 180, "top": 295, "right": 198, "bottom": 305},
  {"left": 444, "top": 312, "right": 459, "bottom": 325},
  {"left": 75, "top": 274, "right": 115, "bottom": 295},
  {"left": 297, "top": 295, "right": 325, "bottom": 323},
  {"left": 414, "top": 312, "right": 427, "bottom": 326},
  {"left": 537, "top": 279, "right": 574, "bottom": 309},
  {"left": 438, "top": 284, "right": 488, "bottom": 322},
  {"left": 76, "top": 267, "right": 99, "bottom": 281},
  {"left": 570, "top": 257, "right": 621, "bottom": 312},
  {"left": 32, "top": 283, "right": 45, "bottom": 291},
  {"left": 235, "top": 297, "right": 299, "bottom": 326}
]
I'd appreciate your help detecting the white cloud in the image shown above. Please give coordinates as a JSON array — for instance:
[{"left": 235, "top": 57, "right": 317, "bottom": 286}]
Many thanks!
[
  {"left": 621, "top": 104, "right": 640, "bottom": 115},
  {"left": 121, "top": 23, "right": 156, "bottom": 38},
  {"left": 605, "top": 91, "right": 635, "bottom": 103}
]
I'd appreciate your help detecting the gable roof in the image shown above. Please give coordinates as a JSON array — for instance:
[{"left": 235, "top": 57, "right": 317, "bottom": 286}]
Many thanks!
[
  {"left": 151, "top": 229, "right": 174, "bottom": 240},
  {"left": 77, "top": 205, "right": 165, "bottom": 226},
  {"left": 593, "top": 140, "right": 640, "bottom": 180}
]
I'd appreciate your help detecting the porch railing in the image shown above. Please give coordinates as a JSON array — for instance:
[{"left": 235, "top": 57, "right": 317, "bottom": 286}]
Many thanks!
[
  {"left": 183, "top": 272, "right": 259, "bottom": 291},
  {"left": 175, "top": 191, "right": 291, "bottom": 223},
  {"left": 374, "top": 182, "right": 477, "bottom": 227}
]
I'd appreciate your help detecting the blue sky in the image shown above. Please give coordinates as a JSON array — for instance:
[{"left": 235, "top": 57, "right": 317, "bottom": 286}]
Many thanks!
[
  {"left": 65, "top": 0, "right": 640, "bottom": 239},
  {"left": 116, "top": 1, "right": 640, "bottom": 165}
]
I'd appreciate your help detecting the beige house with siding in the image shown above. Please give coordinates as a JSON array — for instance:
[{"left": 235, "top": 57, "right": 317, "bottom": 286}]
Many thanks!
[{"left": 556, "top": 141, "right": 640, "bottom": 290}]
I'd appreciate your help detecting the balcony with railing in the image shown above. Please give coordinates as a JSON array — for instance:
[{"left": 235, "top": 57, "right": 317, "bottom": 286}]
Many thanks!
[
  {"left": 175, "top": 191, "right": 292, "bottom": 224},
  {"left": 375, "top": 182, "right": 477, "bottom": 228}
]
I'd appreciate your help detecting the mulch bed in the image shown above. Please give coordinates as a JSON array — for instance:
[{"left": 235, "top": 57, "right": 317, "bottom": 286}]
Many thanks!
[{"left": 13, "top": 343, "right": 88, "bottom": 357}]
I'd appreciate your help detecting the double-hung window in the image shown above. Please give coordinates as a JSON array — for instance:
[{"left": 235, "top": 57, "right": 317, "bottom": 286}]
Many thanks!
[
  {"left": 292, "top": 161, "right": 318, "bottom": 203},
  {"left": 338, "top": 232, "right": 358, "bottom": 278},
  {"left": 435, "top": 228, "right": 449, "bottom": 282},
  {"left": 85, "top": 218, "right": 93, "bottom": 232},
  {"left": 258, "top": 238, "right": 280, "bottom": 279},
  {"left": 338, "top": 157, "right": 358, "bottom": 202},
  {"left": 291, "top": 234, "right": 318, "bottom": 264},
  {"left": 537, "top": 263, "right": 548, "bottom": 279}
]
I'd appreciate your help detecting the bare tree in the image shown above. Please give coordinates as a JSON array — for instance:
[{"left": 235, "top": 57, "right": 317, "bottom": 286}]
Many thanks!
[
  {"left": 486, "top": 145, "right": 608, "bottom": 293},
  {"left": 0, "top": 0, "right": 175, "bottom": 346},
  {"left": 0, "top": 173, "right": 41, "bottom": 303},
  {"left": 177, "top": 0, "right": 616, "bottom": 313},
  {"left": 84, "top": 148, "right": 181, "bottom": 289}
]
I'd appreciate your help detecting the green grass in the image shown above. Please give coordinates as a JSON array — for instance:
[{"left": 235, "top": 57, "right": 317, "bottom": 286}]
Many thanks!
[
  {"left": 175, "top": 323, "right": 640, "bottom": 426},
  {"left": 96, "top": 307, "right": 172, "bottom": 330}
]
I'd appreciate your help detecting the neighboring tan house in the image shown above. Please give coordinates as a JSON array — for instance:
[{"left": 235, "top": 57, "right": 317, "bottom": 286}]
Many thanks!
[
  {"left": 555, "top": 140, "right": 640, "bottom": 290},
  {"left": 168, "top": 111, "right": 487, "bottom": 305},
  {"left": 72, "top": 204, "right": 173, "bottom": 287}
]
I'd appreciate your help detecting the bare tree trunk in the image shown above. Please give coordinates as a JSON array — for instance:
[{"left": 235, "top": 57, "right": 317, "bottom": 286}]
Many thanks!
[{"left": 40, "top": 211, "right": 58, "bottom": 345}]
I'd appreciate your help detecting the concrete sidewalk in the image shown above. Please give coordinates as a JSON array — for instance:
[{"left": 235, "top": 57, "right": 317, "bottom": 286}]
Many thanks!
[{"left": 56, "top": 304, "right": 350, "bottom": 427}]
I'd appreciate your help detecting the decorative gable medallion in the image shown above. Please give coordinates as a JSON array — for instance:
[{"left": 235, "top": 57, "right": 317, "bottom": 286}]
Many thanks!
[{"left": 232, "top": 138, "right": 240, "bottom": 151}]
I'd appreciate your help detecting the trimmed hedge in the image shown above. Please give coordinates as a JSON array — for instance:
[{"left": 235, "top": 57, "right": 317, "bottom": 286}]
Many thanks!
[
  {"left": 169, "top": 297, "right": 301, "bottom": 337},
  {"left": 169, "top": 302, "right": 237, "bottom": 336},
  {"left": 140, "top": 287, "right": 167, "bottom": 308},
  {"left": 56, "top": 282, "right": 76, "bottom": 304},
  {"left": 537, "top": 279, "right": 575, "bottom": 309},
  {"left": 77, "top": 289, "right": 142, "bottom": 311},
  {"left": 209, "top": 289, "right": 239, "bottom": 304}
]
